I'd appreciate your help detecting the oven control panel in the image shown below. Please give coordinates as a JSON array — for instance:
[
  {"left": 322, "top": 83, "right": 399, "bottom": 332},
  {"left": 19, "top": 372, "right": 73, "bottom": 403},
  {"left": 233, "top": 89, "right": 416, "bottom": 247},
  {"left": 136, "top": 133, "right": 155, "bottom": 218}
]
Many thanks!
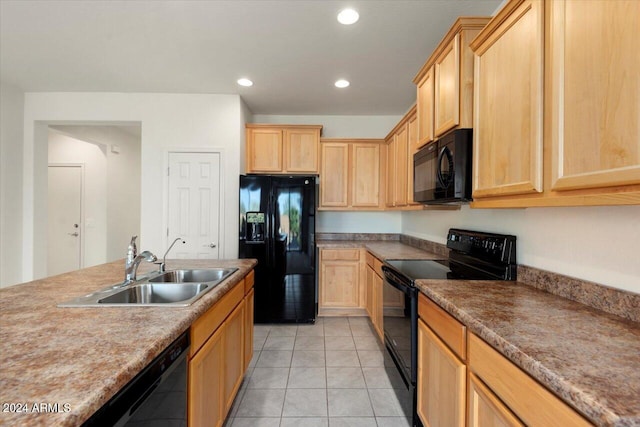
[{"left": 447, "top": 228, "right": 516, "bottom": 264}]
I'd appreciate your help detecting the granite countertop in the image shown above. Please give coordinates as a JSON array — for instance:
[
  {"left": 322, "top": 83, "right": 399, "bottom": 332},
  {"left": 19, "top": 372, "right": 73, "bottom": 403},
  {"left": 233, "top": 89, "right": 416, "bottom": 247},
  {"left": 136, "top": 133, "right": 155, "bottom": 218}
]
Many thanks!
[
  {"left": 416, "top": 280, "right": 640, "bottom": 427},
  {"left": 317, "top": 239, "right": 640, "bottom": 426},
  {"left": 0, "top": 258, "right": 257, "bottom": 427}
]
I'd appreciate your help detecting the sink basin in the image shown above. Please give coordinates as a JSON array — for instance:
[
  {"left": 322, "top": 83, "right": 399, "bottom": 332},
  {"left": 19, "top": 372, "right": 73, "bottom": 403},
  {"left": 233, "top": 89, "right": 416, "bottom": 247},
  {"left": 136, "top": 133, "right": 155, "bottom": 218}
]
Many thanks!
[
  {"left": 58, "top": 267, "right": 239, "bottom": 307},
  {"left": 148, "top": 268, "right": 237, "bottom": 283},
  {"left": 98, "top": 283, "right": 209, "bottom": 304}
]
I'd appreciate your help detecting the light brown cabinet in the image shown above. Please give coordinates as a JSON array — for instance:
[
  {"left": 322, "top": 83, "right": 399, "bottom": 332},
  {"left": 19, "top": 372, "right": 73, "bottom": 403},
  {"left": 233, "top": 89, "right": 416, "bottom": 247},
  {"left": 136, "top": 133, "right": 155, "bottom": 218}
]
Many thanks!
[
  {"left": 417, "top": 294, "right": 467, "bottom": 427},
  {"left": 416, "top": 66, "right": 435, "bottom": 147},
  {"left": 385, "top": 105, "right": 419, "bottom": 208},
  {"left": 471, "top": 0, "right": 640, "bottom": 207},
  {"left": 417, "top": 292, "right": 590, "bottom": 427},
  {"left": 318, "top": 248, "right": 365, "bottom": 315},
  {"left": 246, "top": 124, "right": 322, "bottom": 174},
  {"left": 413, "top": 18, "right": 490, "bottom": 141},
  {"left": 188, "top": 272, "right": 254, "bottom": 427},
  {"left": 471, "top": 0, "right": 544, "bottom": 199},
  {"left": 365, "top": 252, "right": 384, "bottom": 341},
  {"left": 468, "top": 372, "right": 523, "bottom": 427},
  {"left": 468, "top": 333, "right": 591, "bottom": 426},
  {"left": 319, "top": 139, "right": 385, "bottom": 210}
]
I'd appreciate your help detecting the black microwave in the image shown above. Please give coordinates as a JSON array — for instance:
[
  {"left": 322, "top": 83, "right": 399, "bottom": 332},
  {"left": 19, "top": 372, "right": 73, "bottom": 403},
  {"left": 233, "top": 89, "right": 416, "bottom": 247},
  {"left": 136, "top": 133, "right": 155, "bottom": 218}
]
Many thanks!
[{"left": 413, "top": 128, "right": 473, "bottom": 204}]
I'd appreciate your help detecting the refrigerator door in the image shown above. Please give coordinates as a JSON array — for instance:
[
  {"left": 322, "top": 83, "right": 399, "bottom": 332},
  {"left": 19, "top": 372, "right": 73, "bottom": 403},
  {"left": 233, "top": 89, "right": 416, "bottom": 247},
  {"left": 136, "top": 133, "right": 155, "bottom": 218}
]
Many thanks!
[
  {"left": 239, "top": 175, "right": 317, "bottom": 323},
  {"left": 271, "top": 176, "right": 316, "bottom": 322}
]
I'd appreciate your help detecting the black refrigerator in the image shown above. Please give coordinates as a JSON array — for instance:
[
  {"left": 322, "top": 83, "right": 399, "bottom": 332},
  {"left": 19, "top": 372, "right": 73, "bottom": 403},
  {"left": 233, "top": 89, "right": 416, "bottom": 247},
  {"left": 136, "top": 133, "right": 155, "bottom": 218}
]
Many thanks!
[{"left": 239, "top": 175, "right": 317, "bottom": 323}]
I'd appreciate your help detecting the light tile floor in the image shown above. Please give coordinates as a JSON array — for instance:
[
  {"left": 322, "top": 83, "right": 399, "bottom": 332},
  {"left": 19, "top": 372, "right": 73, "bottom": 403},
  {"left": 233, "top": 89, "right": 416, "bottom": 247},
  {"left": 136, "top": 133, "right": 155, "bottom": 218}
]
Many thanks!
[{"left": 225, "top": 317, "right": 411, "bottom": 427}]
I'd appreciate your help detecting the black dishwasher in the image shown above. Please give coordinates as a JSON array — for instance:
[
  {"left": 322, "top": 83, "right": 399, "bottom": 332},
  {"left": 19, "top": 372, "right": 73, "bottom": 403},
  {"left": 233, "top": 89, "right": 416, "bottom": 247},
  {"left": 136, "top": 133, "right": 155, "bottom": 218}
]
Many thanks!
[{"left": 83, "top": 331, "right": 189, "bottom": 427}]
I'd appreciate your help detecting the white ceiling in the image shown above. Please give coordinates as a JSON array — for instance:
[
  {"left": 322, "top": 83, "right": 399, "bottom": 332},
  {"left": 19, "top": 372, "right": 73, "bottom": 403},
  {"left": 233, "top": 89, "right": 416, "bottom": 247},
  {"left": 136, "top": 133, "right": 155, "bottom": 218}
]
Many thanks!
[{"left": 0, "top": 0, "right": 502, "bottom": 116}]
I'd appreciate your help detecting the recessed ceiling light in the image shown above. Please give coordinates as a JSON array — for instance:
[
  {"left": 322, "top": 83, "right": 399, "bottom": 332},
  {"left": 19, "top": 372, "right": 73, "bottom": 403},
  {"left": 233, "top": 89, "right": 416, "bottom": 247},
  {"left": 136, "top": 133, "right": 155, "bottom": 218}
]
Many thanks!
[
  {"left": 337, "top": 8, "right": 359, "bottom": 25},
  {"left": 335, "top": 79, "right": 350, "bottom": 88},
  {"left": 237, "top": 78, "right": 253, "bottom": 87}
]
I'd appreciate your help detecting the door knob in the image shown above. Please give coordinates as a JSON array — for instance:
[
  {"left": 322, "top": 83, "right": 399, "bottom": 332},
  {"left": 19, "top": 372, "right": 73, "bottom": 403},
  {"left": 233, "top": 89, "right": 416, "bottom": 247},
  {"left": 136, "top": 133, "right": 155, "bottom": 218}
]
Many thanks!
[
  {"left": 203, "top": 243, "right": 217, "bottom": 248},
  {"left": 68, "top": 232, "right": 79, "bottom": 237}
]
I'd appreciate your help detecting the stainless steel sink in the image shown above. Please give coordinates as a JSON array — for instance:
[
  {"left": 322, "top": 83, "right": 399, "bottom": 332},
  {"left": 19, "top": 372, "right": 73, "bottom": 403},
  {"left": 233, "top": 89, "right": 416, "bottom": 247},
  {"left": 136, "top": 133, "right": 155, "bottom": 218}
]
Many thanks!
[
  {"left": 58, "top": 267, "right": 238, "bottom": 307},
  {"left": 148, "top": 268, "right": 237, "bottom": 284},
  {"left": 98, "top": 283, "right": 209, "bottom": 304}
]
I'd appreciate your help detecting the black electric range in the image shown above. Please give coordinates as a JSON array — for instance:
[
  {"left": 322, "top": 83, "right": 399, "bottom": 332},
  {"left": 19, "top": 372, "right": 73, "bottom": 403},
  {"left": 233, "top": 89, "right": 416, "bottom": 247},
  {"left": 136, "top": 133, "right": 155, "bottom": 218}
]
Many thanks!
[{"left": 380, "top": 229, "right": 517, "bottom": 427}]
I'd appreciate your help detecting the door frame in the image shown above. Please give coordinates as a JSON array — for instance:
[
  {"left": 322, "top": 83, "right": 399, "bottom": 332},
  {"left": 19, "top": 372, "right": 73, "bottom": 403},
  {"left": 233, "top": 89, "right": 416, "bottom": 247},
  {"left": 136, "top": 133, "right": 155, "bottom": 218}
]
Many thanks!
[
  {"left": 163, "top": 148, "right": 226, "bottom": 257},
  {"left": 47, "top": 163, "right": 85, "bottom": 270}
]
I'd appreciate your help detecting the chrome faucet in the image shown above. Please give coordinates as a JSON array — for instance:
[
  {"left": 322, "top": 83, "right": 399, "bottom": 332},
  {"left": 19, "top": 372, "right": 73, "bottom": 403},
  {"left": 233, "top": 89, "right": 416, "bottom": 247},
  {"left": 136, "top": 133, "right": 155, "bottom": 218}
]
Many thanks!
[
  {"left": 159, "top": 238, "right": 186, "bottom": 272},
  {"left": 124, "top": 236, "right": 157, "bottom": 283}
]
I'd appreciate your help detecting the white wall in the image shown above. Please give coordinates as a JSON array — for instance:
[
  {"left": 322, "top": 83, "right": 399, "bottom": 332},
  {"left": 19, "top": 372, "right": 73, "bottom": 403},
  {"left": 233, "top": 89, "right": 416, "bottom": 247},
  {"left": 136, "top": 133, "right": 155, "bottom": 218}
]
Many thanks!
[
  {"left": 23, "top": 92, "right": 244, "bottom": 281},
  {"left": 402, "top": 205, "right": 640, "bottom": 294},
  {"left": 49, "top": 125, "right": 142, "bottom": 262},
  {"left": 253, "top": 114, "right": 404, "bottom": 234},
  {"left": 48, "top": 131, "right": 108, "bottom": 268},
  {"left": 0, "top": 82, "right": 24, "bottom": 287}
]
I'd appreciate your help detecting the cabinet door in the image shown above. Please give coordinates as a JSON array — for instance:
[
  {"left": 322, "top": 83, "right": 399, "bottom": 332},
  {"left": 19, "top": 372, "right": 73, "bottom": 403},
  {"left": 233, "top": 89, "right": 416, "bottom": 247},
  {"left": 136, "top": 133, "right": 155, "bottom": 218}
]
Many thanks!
[
  {"left": 472, "top": 0, "right": 544, "bottom": 198},
  {"left": 285, "top": 128, "right": 319, "bottom": 173},
  {"left": 365, "top": 265, "right": 374, "bottom": 319},
  {"left": 468, "top": 373, "right": 523, "bottom": 427},
  {"left": 247, "top": 128, "right": 283, "bottom": 172},
  {"left": 319, "top": 256, "right": 360, "bottom": 308},
  {"left": 394, "top": 126, "right": 408, "bottom": 207},
  {"left": 244, "top": 288, "right": 254, "bottom": 371},
  {"left": 189, "top": 327, "right": 224, "bottom": 427},
  {"left": 223, "top": 301, "right": 245, "bottom": 413},
  {"left": 549, "top": 0, "right": 640, "bottom": 191},
  {"left": 352, "top": 143, "right": 381, "bottom": 207},
  {"left": 385, "top": 138, "right": 396, "bottom": 207},
  {"left": 407, "top": 112, "right": 418, "bottom": 204},
  {"left": 417, "top": 319, "right": 466, "bottom": 427},
  {"left": 434, "top": 35, "right": 460, "bottom": 137},
  {"left": 417, "top": 66, "right": 435, "bottom": 147},
  {"left": 373, "top": 272, "right": 384, "bottom": 340},
  {"left": 320, "top": 143, "right": 350, "bottom": 207}
]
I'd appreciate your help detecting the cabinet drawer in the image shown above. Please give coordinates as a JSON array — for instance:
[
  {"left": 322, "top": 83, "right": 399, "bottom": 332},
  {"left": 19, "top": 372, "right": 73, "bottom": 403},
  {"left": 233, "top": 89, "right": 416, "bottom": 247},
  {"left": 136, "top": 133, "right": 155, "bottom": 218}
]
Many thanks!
[
  {"left": 321, "top": 248, "right": 361, "bottom": 261},
  {"left": 244, "top": 269, "right": 254, "bottom": 294},
  {"left": 190, "top": 280, "right": 244, "bottom": 358},
  {"left": 418, "top": 293, "right": 466, "bottom": 360},
  {"left": 468, "top": 333, "right": 591, "bottom": 426}
]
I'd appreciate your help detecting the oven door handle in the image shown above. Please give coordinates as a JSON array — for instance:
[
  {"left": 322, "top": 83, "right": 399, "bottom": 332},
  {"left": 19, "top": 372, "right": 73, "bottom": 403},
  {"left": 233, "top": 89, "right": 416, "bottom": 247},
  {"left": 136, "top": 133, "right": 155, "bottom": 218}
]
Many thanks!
[{"left": 381, "top": 266, "right": 413, "bottom": 294}]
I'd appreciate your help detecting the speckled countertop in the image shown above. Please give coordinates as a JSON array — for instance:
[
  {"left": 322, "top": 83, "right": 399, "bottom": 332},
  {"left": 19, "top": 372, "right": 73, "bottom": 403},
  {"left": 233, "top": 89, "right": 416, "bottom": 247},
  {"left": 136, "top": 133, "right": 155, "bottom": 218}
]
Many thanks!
[
  {"left": 0, "top": 258, "right": 257, "bottom": 427},
  {"left": 317, "top": 240, "right": 640, "bottom": 426}
]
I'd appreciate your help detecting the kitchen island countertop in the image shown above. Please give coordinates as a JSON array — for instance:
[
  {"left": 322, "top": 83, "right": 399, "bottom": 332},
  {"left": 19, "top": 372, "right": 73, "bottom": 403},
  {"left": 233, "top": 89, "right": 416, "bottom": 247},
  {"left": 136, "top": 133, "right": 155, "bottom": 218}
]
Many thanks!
[{"left": 0, "top": 258, "right": 257, "bottom": 427}]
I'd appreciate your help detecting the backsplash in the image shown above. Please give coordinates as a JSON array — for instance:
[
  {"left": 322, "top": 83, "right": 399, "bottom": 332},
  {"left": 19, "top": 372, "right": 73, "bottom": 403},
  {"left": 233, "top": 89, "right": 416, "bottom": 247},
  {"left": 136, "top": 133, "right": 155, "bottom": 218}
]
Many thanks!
[
  {"left": 316, "top": 233, "right": 400, "bottom": 241},
  {"left": 517, "top": 265, "right": 640, "bottom": 323}
]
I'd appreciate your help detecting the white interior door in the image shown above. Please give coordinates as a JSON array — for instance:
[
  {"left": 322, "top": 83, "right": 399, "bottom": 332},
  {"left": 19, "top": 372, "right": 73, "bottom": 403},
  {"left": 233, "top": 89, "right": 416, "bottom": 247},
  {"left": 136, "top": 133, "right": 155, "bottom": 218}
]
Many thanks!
[
  {"left": 168, "top": 152, "right": 221, "bottom": 259},
  {"left": 47, "top": 165, "right": 82, "bottom": 275}
]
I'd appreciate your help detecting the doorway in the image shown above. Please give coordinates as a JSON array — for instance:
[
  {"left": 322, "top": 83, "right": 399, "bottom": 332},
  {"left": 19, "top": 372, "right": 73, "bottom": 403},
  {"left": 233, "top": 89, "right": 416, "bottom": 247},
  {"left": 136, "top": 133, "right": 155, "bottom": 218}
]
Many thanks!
[
  {"left": 47, "top": 164, "right": 83, "bottom": 275},
  {"left": 167, "top": 152, "right": 222, "bottom": 259}
]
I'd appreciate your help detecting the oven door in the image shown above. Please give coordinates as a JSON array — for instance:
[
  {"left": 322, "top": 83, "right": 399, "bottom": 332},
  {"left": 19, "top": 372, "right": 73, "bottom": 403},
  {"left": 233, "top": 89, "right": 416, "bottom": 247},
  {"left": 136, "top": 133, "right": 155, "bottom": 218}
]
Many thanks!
[{"left": 381, "top": 268, "right": 418, "bottom": 387}]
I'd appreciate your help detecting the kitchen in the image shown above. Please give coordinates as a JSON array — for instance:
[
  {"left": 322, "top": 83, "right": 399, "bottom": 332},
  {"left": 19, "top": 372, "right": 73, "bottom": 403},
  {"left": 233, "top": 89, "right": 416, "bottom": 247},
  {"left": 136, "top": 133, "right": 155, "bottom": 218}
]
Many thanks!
[{"left": 1, "top": 1, "right": 639, "bottom": 427}]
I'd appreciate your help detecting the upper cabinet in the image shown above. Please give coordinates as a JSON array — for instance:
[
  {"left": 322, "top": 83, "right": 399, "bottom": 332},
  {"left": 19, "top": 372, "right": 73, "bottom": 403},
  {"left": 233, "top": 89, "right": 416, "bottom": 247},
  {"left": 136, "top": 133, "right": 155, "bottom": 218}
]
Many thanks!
[
  {"left": 414, "top": 18, "right": 491, "bottom": 144},
  {"left": 246, "top": 124, "right": 322, "bottom": 174},
  {"left": 319, "top": 139, "right": 386, "bottom": 210},
  {"left": 471, "top": 0, "right": 640, "bottom": 207},
  {"left": 471, "top": 0, "right": 544, "bottom": 198},
  {"left": 385, "top": 105, "right": 420, "bottom": 209}
]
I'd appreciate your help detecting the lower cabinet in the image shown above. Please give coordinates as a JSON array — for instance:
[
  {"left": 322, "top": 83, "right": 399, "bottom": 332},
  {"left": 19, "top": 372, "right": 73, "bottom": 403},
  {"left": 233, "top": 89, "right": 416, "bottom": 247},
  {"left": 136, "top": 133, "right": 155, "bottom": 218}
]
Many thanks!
[
  {"left": 418, "top": 293, "right": 591, "bottom": 427},
  {"left": 318, "top": 248, "right": 365, "bottom": 315},
  {"left": 364, "top": 252, "right": 384, "bottom": 340},
  {"left": 468, "top": 372, "right": 523, "bottom": 427},
  {"left": 417, "top": 318, "right": 466, "bottom": 427},
  {"left": 188, "top": 270, "right": 254, "bottom": 427}
]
